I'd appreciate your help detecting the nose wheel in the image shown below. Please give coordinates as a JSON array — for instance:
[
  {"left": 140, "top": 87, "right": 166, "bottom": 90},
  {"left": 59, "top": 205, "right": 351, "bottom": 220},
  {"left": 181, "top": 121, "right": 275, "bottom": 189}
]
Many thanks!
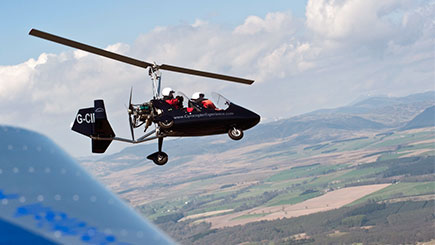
[{"left": 228, "top": 127, "right": 244, "bottom": 140}]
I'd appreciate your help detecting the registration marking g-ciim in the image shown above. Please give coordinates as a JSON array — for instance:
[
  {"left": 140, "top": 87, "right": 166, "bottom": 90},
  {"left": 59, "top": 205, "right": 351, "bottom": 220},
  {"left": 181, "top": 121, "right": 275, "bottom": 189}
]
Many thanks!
[{"left": 76, "top": 113, "right": 95, "bottom": 124}]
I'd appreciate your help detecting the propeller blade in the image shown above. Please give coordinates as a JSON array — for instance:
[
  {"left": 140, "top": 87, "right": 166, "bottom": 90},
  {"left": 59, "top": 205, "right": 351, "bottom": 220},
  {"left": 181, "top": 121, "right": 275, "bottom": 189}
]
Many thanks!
[
  {"left": 29, "top": 29, "right": 153, "bottom": 69},
  {"left": 128, "top": 87, "right": 135, "bottom": 141},
  {"left": 159, "top": 64, "right": 254, "bottom": 85},
  {"left": 129, "top": 87, "right": 133, "bottom": 109}
]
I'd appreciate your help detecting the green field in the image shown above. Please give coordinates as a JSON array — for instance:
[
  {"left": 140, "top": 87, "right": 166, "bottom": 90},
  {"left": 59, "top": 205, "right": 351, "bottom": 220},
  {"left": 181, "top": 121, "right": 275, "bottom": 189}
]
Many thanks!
[
  {"left": 266, "top": 164, "right": 346, "bottom": 182},
  {"left": 350, "top": 181, "right": 435, "bottom": 205},
  {"left": 266, "top": 190, "right": 322, "bottom": 206},
  {"left": 336, "top": 166, "right": 388, "bottom": 181},
  {"left": 231, "top": 212, "right": 271, "bottom": 221}
]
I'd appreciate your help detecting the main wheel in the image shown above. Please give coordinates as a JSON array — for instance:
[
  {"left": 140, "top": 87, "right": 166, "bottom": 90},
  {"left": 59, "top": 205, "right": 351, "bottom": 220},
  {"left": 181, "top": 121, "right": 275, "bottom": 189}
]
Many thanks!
[
  {"left": 147, "top": 152, "right": 169, "bottom": 165},
  {"left": 153, "top": 152, "right": 168, "bottom": 166},
  {"left": 158, "top": 120, "right": 174, "bottom": 129},
  {"left": 228, "top": 127, "right": 244, "bottom": 140}
]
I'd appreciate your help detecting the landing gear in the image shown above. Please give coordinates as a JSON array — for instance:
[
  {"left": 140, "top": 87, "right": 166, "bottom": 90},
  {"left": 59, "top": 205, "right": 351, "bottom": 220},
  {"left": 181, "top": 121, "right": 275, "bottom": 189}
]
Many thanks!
[
  {"left": 147, "top": 137, "right": 168, "bottom": 165},
  {"left": 228, "top": 127, "right": 243, "bottom": 140},
  {"left": 147, "top": 152, "right": 168, "bottom": 165}
]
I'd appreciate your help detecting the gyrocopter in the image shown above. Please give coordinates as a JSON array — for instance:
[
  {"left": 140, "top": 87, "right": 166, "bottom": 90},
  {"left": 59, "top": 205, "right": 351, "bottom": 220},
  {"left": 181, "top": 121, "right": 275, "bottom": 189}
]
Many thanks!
[{"left": 29, "top": 29, "right": 260, "bottom": 165}]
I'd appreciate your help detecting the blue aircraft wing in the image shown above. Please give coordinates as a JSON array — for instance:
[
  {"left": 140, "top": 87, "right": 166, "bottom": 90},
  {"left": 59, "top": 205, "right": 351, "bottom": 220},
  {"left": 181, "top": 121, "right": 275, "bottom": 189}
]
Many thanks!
[{"left": 0, "top": 125, "right": 174, "bottom": 244}]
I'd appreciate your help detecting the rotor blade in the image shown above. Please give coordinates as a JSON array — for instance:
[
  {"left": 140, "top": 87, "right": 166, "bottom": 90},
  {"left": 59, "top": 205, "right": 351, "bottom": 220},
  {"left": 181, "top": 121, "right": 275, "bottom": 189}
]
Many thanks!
[
  {"left": 128, "top": 88, "right": 135, "bottom": 141},
  {"left": 29, "top": 29, "right": 153, "bottom": 69},
  {"left": 159, "top": 64, "right": 254, "bottom": 85},
  {"left": 29, "top": 29, "right": 254, "bottom": 85}
]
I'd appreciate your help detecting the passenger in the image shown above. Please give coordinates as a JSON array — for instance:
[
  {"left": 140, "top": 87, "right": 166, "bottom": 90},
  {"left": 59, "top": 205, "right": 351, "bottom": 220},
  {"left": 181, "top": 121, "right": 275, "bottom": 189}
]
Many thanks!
[
  {"left": 161, "top": 87, "right": 183, "bottom": 109},
  {"left": 190, "top": 92, "right": 204, "bottom": 106},
  {"left": 191, "top": 92, "right": 218, "bottom": 110}
]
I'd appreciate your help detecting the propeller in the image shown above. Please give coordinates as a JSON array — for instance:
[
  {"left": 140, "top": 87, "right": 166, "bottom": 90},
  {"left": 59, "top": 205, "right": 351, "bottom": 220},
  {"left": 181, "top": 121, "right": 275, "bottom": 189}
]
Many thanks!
[
  {"left": 29, "top": 29, "right": 254, "bottom": 85},
  {"left": 128, "top": 87, "right": 135, "bottom": 141}
]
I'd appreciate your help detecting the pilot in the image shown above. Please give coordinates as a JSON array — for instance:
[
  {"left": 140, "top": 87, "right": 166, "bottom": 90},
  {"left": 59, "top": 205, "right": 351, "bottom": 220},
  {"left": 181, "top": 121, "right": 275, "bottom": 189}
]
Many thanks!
[
  {"left": 162, "top": 87, "right": 183, "bottom": 109},
  {"left": 191, "top": 92, "right": 217, "bottom": 110}
]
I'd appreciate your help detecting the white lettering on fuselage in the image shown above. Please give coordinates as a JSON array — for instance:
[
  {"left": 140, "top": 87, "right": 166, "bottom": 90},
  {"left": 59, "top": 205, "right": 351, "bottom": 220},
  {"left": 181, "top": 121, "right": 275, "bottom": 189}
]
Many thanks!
[
  {"left": 173, "top": 112, "right": 235, "bottom": 120},
  {"left": 76, "top": 113, "right": 95, "bottom": 124}
]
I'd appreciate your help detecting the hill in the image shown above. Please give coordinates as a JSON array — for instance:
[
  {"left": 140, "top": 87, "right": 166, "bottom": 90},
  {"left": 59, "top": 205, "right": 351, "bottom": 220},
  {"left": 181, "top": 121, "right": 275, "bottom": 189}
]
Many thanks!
[
  {"left": 310, "top": 91, "right": 435, "bottom": 127},
  {"left": 402, "top": 105, "right": 435, "bottom": 130}
]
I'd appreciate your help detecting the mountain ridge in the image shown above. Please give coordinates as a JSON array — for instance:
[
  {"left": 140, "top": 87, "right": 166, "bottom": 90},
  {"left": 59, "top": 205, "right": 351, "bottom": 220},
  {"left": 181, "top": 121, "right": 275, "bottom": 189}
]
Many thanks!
[{"left": 308, "top": 91, "right": 435, "bottom": 127}]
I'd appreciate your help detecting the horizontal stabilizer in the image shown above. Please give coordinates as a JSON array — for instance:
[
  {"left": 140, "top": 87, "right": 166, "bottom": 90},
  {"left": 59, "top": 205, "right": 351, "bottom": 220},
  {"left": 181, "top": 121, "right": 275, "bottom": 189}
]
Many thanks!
[{"left": 92, "top": 139, "right": 112, "bottom": 153}]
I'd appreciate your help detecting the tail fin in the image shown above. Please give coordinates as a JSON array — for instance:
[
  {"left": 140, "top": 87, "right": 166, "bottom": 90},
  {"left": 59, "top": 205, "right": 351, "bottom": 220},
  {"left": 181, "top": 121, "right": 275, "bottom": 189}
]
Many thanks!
[
  {"left": 92, "top": 100, "right": 115, "bottom": 153},
  {"left": 71, "top": 100, "right": 115, "bottom": 153},
  {"left": 71, "top": 107, "right": 94, "bottom": 137}
]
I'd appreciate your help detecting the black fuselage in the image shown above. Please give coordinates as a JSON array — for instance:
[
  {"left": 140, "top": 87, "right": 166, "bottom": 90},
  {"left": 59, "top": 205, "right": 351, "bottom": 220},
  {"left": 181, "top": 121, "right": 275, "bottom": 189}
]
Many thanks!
[{"left": 152, "top": 100, "right": 260, "bottom": 137}]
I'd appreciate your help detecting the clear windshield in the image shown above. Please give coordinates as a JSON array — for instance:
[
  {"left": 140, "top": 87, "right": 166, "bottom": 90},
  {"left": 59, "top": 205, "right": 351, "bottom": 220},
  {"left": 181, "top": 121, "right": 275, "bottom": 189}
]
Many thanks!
[
  {"left": 211, "top": 92, "right": 231, "bottom": 110},
  {"left": 176, "top": 91, "right": 190, "bottom": 109}
]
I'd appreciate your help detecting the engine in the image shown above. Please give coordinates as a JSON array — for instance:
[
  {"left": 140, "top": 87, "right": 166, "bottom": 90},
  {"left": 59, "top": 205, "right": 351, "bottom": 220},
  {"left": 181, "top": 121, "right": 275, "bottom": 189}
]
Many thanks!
[{"left": 129, "top": 102, "right": 154, "bottom": 131}]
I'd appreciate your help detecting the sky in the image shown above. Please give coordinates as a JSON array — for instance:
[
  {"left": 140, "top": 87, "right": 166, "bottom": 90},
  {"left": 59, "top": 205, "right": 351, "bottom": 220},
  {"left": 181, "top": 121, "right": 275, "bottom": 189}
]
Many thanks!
[{"left": 0, "top": 0, "right": 434, "bottom": 157}]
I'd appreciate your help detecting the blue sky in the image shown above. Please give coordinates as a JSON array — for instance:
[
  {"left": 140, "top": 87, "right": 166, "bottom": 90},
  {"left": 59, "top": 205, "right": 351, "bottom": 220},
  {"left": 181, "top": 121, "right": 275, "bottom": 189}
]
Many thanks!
[
  {"left": 0, "top": 0, "right": 433, "bottom": 156},
  {"left": 1, "top": 0, "right": 307, "bottom": 65}
]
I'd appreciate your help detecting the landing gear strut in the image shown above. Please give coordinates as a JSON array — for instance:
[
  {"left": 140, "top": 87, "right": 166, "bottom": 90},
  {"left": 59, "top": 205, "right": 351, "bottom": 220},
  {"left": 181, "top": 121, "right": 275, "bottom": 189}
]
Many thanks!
[
  {"left": 147, "top": 137, "right": 168, "bottom": 165},
  {"left": 228, "top": 127, "right": 243, "bottom": 140}
]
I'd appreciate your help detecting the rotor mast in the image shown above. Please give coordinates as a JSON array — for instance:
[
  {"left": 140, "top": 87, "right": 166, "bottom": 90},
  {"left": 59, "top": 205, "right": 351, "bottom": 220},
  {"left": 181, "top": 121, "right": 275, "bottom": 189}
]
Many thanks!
[{"left": 149, "top": 64, "right": 162, "bottom": 99}]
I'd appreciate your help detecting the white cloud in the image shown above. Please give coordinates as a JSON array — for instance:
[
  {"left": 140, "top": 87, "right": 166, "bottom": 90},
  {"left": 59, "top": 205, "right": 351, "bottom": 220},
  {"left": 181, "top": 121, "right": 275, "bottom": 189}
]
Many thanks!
[
  {"left": 305, "top": 0, "right": 433, "bottom": 53},
  {"left": 306, "top": 0, "right": 400, "bottom": 39},
  {"left": 0, "top": 0, "right": 433, "bottom": 156},
  {"left": 233, "top": 12, "right": 294, "bottom": 35},
  {"left": 73, "top": 50, "right": 88, "bottom": 59},
  {"left": 191, "top": 19, "right": 208, "bottom": 28},
  {"left": 0, "top": 53, "right": 47, "bottom": 100}
]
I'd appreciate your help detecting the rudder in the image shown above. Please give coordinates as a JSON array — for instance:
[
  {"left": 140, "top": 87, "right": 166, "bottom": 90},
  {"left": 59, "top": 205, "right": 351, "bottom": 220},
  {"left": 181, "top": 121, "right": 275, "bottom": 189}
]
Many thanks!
[
  {"left": 92, "top": 100, "right": 115, "bottom": 153},
  {"left": 71, "top": 100, "right": 115, "bottom": 153}
]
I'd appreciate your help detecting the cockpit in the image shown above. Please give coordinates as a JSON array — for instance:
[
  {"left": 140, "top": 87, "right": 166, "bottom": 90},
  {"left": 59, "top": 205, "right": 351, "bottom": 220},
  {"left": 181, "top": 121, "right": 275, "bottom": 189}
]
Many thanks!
[
  {"left": 129, "top": 91, "right": 233, "bottom": 131},
  {"left": 172, "top": 91, "right": 231, "bottom": 112}
]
